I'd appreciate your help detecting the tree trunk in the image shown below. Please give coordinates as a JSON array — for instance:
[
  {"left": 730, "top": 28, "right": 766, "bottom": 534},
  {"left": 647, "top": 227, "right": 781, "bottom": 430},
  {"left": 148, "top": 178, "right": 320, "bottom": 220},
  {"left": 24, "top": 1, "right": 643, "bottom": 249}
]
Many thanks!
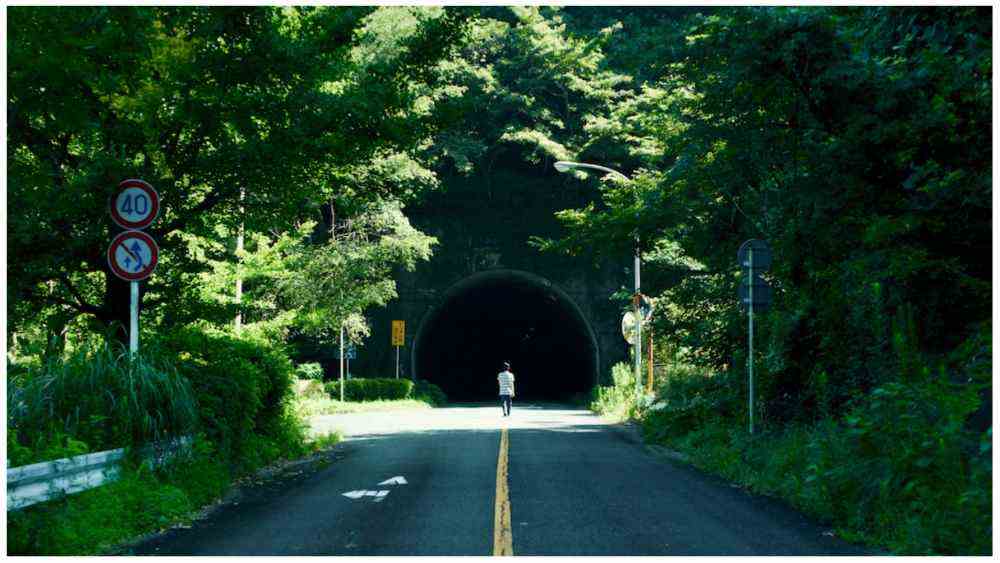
[
  {"left": 104, "top": 220, "right": 141, "bottom": 350},
  {"left": 235, "top": 187, "right": 245, "bottom": 334}
]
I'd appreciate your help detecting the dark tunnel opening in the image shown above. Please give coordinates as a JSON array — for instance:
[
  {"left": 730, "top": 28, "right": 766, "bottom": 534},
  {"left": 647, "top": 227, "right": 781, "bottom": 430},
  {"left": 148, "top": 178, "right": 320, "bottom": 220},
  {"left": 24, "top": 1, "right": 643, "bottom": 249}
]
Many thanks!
[{"left": 414, "top": 272, "right": 598, "bottom": 402}]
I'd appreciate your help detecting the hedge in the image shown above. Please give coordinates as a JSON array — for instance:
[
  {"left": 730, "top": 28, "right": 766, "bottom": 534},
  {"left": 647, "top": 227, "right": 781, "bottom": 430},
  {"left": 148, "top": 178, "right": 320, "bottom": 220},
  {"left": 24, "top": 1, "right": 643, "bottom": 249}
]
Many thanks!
[
  {"left": 413, "top": 380, "right": 448, "bottom": 406},
  {"left": 324, "top": 378, "right": 414, "bottom": 401}
]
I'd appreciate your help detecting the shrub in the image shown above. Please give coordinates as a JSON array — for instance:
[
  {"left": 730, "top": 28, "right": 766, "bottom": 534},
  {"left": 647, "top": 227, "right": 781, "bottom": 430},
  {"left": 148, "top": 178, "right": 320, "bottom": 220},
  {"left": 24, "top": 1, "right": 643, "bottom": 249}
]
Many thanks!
[
  {"left": 642, "top": 327, "right": 992, "bottom": 555},
  {"left": 590, "top": 362, "right": 636, "bottom": 420},
  {"left": 642, "top": 363, "right": 740, "bottom": 443},
  {"left": 295, "top": 362, "right": 324, "bottom": 381},
  {"left": 161, "top": 327, "right": 304, "bottom": 471},
  {"left": 293, "top": 378, "right": 326, "bottom": 398},
  {"left": 6, "top": 340, "right": 197, "bottom": 466},
  {"left": 325, "top": 377, "right": 414, "bottom": 401},
  {"left": 412, "top": 379, "right": 447, "bottom": 406}
]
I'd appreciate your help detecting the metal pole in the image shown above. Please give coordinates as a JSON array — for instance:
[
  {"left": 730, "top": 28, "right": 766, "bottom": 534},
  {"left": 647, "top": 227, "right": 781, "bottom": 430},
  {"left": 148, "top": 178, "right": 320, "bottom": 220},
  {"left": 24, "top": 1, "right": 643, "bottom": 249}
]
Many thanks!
[
  {"left": 129, "top": 281, "right": 139, "bottom": 356},
  {"left": 647, "top": 329, "right": 654, "bottom": 393},
  {"left": 634, "top": 238, "right": 642, "bottom": 406},
  {"left": 395, "top": 346, "right": 400, "bottom": 379},
  {"left": 339, "top": 326, "right": 345, "bottom": 402},
  {"left": 748, "top": 247, "right": 754, "bottom": 435}
]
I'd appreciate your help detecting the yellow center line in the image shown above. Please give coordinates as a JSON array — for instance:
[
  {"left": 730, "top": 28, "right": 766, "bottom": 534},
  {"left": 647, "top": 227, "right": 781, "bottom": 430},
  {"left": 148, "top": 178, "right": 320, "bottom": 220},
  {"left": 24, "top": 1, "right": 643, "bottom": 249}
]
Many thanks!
[{"left": 493, "top": 428, "right": 513, "bottom": 556}]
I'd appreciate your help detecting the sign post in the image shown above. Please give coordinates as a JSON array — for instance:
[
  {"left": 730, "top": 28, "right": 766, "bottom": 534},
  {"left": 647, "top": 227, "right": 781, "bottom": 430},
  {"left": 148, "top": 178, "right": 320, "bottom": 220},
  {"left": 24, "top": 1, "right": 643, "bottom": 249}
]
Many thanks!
[
  {"left": 391, "top": 321, "right": 405, "bottom": 378},
  {"left": 109, "top": 179, "right": 160, "bottom": 357},
  {"left": 647, "top": 330, "right": 654, "bottom": 393},
  {"left": 749, "top": 247, "right": 754, "bottom": 435},
  {"left": 737, "top": 239, "right": 772, "bottom": 435},
  {"left": 345, "top": 344, "right": 356, "bottom": 379},
  {"left": 107, "top": 228, "right": 159, "bottom": 356},
  {"left": 339, "top": 326, "right": 345, "bottom": 401},
  {"left": 130, "top": 281, "right": 139, "bottom": 354}
]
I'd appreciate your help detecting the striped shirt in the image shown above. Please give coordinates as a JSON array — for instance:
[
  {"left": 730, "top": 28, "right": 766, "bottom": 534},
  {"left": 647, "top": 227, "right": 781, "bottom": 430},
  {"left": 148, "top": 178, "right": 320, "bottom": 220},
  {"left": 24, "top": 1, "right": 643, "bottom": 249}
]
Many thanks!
[{"left": 497, "top": 371, "right": 515, "bottom": 396}]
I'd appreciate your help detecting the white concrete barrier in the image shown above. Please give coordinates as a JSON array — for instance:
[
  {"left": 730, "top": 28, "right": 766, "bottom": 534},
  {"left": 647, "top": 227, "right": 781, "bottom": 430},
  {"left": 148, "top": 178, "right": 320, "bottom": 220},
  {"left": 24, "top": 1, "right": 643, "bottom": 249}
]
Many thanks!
[{"left": 7, "top": 437, "right": 191, "bottom": 511}]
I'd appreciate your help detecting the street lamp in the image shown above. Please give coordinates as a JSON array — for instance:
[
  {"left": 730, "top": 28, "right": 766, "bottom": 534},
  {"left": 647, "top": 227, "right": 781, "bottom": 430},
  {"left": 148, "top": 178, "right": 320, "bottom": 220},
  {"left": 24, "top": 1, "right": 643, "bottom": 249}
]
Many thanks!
[{"left": 553, "top": 160, "right": 643, "bottom": 407}]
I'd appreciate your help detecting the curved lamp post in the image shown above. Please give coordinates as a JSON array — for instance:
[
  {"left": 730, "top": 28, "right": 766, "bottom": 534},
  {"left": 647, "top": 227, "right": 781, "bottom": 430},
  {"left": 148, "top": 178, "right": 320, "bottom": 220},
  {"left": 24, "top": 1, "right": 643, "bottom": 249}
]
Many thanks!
[{"left": 553, "top": 160, "right": 643, "bottom": 407}]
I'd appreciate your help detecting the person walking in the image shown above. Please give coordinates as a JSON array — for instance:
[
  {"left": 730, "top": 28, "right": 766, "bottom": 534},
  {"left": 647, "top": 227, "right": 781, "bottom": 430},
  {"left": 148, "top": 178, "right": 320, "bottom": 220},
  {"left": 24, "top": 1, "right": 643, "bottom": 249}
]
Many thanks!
[{"left": 497, "top": 361, "right": 515, "bottom": 417}]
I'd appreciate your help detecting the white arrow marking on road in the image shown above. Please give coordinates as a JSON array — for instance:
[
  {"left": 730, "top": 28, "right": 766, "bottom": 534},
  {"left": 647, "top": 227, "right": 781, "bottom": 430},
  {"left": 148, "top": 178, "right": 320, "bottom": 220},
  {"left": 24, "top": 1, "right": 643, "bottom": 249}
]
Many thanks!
[
  {"left": 343, "top": 490, "right": 390, "bottom": 501},
  {"left": 378, "top": 476, "right": 408, "bottom": 486}
]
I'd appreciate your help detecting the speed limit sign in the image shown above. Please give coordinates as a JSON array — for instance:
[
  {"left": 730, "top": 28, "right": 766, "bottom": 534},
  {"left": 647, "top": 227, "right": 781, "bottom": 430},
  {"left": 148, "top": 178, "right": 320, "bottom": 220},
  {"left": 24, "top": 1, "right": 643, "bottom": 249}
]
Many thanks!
[
  {"left": 110, "top": 179, "right": 159, "bottom": 230},
  {"left": 107, "top": 230, "right": 159, "bottom": 281}
]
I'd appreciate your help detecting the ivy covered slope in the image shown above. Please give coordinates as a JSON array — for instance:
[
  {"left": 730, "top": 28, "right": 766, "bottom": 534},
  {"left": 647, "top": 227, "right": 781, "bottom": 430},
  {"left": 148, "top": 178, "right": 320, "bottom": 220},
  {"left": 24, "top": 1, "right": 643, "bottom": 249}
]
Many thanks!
[{"left": 546, "top": 7, "right": 991, "bottom": 555}]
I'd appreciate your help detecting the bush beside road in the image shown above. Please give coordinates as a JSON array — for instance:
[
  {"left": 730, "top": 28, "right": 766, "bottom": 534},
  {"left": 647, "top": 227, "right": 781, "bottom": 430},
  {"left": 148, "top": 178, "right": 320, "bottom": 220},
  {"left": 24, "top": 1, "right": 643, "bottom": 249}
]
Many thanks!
[
  {"left": 590, "top": 328, "right": 992, "bottom": 556},
  {"left": 6, "top": 328, "right": 340, "bottom": 555}
]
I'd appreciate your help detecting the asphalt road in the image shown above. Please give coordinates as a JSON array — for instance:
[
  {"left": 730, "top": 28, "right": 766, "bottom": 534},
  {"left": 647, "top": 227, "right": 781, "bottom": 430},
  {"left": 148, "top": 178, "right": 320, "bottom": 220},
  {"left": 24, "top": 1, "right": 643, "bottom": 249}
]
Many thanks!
[{"left": 131, "top": 403, "right": 868, "bottom": 555}]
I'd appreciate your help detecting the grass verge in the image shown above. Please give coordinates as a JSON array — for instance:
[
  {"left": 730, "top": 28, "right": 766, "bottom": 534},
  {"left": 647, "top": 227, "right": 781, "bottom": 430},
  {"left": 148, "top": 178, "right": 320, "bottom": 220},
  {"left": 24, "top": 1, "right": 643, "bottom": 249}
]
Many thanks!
[
  {"left": 294, "top": 394, "right": 434, "bottom": 417},
  {"left": 292, "top": 378, "right": 438, "bottom": 417},
  {"left": 645, "top": 419, "right": 990, "bottom": 555}
]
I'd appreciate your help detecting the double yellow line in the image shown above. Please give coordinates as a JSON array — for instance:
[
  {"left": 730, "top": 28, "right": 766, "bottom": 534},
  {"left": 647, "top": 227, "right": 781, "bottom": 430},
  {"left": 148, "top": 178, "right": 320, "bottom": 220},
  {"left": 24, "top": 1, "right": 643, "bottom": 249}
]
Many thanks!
[{"left": 493, "top": 428, "right": 513, "bottom": 556}]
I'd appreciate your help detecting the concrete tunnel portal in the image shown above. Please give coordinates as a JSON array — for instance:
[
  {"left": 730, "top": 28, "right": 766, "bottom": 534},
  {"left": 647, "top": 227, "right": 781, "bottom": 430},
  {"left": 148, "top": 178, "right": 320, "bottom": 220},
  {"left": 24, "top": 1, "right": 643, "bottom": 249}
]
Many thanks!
[{"left": 413, "top": 270, "right": 599, "bottom": 402}]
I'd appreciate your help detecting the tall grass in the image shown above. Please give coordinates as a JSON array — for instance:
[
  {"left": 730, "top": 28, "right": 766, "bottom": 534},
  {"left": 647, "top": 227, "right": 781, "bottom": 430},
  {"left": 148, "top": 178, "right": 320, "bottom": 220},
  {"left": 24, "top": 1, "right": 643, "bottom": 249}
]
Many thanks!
[
  {"left": 7, "top": 339, "right": 197, "bottom": 466},
  {"left": 590, "top": 362, "right": 637, "bottom": 421}
]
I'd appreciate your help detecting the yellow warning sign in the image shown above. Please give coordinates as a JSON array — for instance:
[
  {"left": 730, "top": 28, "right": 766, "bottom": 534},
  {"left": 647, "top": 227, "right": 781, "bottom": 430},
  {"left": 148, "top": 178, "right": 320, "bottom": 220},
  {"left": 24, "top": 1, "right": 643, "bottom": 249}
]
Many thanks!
[{"left": 391, "top": 320, "right": 405, "bottom": 347}]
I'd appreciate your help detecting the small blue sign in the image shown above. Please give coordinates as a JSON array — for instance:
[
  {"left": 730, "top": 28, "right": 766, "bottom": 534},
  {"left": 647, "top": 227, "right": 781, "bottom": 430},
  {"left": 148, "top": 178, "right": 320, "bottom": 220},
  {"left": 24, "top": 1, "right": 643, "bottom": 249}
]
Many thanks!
[{"left": 340, "top": 344, "right": 357, "bottom": 360}]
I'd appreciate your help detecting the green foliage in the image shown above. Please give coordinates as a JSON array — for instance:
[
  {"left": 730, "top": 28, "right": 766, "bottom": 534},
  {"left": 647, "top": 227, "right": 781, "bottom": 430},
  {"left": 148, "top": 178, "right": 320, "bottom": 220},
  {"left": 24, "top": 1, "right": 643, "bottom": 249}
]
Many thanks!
[
  {"left": 545, "top": 9, "right": 990, "bottom": 553},
  {"left": 7, "top": 436, "right": 229, "bottom": 555},
  {"left": 7, "top": 340, "right": 197, "bottom": 465},
  {"left": 546, "top": 6, "right": 990, "bottom": 417},
  {"left": 643, "top": 364, "right": 740, "bottom": 442},
  {"left": 295, "top": 395, "right": 432, "bottom": 417},
  {"left": 412, "top": 379, "right": 448, "bottom": 406},
  {"left": 7, "top": 5, "right": 464, "bottom": 340},
  {"left": 309, "top": 431, "right": 344, "bottom": 451},
  {"left": 281, "top": 202, "right": 437, "bottom": 341},
  {"left": 295, "top": 362, "right": 325, "bottom": 381},
  {"left": 161, "top": 326, "right": 305, "bottom": 470},
  {"left": 325, "top": 377, "right": 415, "bottom": 402},
  {"left": 641, "top": 329, "right": 991, "bottom": 554},
  {"left": 590, "top": 362, "right": 636, "bottom": 420}
]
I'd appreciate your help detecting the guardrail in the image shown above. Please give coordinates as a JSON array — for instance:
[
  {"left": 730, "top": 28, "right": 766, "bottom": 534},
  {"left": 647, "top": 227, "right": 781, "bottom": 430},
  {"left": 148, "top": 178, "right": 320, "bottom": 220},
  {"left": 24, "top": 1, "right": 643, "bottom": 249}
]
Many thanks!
[{"left": 7, "top": 437, "right": 191, "bottom": 511}]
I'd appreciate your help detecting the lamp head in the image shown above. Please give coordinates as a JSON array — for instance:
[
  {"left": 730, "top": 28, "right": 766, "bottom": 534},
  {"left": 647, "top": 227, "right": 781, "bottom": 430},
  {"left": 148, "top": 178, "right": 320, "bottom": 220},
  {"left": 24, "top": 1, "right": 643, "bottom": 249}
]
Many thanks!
[{"left": 553, "top": 161, "right": 574, "bottom": 173}]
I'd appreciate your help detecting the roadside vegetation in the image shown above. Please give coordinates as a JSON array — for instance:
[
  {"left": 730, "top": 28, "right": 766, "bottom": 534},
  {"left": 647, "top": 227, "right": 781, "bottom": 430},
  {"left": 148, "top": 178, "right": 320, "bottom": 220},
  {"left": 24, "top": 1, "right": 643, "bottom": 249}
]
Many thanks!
[
  {"left": 7, "top": 6, "right": 462, "bottom": 555},
  {"left": 566, "top": 7, "right": 991, "bottom": 556},
  {"left": 593, "top": 320, "right": 990, "bottom": 554},
  {"left": 293, "top": 375, "right": 447, "bottom": 417}
]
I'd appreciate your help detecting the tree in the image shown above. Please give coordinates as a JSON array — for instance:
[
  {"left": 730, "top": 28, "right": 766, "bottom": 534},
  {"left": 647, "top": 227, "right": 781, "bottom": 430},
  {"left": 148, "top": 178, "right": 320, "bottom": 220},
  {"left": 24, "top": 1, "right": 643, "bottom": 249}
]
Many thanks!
[
  {"left": 542, "top": 7, "right": 991, "bottom": 420},
  {"left": 7, "top": 6, "right": 466, "bottom": 345}
]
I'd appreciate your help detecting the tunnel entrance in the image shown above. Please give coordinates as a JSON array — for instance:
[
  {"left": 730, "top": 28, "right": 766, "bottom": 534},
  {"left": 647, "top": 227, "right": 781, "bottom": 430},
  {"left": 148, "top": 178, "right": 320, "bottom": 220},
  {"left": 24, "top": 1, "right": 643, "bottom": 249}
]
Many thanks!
[{"left": 413, "top": 270, "right": 599, "bottom": 402}]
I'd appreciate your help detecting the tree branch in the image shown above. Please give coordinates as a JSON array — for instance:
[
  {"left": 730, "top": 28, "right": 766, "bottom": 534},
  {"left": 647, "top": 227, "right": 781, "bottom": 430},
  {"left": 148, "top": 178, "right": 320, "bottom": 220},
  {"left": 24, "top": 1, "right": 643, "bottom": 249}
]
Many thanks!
[
  {"left": 152, "top": 184, "right": 240, "bottom": 237},
  {"left": 57, "top": 274, "right": 103, "bottom": 316}
]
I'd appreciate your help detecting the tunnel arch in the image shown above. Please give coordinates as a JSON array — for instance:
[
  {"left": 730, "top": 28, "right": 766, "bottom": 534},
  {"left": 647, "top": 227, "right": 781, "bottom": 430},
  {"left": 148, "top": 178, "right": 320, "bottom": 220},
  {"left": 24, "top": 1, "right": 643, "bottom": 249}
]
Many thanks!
[{"left": 412, "top": 269, "right": 600, "bottom": 401}]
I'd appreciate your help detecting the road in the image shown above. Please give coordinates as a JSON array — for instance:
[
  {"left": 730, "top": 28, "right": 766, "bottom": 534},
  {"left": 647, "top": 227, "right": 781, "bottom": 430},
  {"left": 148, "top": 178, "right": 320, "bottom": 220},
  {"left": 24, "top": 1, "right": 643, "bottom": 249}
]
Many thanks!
[{"left": 132, "top": 403, "right": 867, "bottom": 555}]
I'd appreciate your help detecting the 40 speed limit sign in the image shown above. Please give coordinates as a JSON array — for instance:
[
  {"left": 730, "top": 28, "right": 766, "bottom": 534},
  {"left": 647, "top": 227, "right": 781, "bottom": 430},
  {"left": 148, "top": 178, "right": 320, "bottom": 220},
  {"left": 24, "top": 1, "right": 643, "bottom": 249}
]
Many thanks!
[
  {"left": 110, "top": 179, "right": 159, "bottom": 230},
  {"left": 107, "top": 230, "right": 159, "bottom": 281}
]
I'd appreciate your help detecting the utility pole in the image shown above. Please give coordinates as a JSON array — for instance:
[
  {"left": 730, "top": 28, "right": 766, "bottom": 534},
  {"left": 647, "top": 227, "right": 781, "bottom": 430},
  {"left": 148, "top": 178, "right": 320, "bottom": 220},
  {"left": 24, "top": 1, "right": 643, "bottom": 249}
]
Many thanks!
[
  {"left": 633, "top": 236, "right": 642, "bottom": 405},
  {"left": 748, "top": 247, "right": 754, "bottom": 435},
  {"left": 647, "top": 329, "right": 654, "bottom": 393}
]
